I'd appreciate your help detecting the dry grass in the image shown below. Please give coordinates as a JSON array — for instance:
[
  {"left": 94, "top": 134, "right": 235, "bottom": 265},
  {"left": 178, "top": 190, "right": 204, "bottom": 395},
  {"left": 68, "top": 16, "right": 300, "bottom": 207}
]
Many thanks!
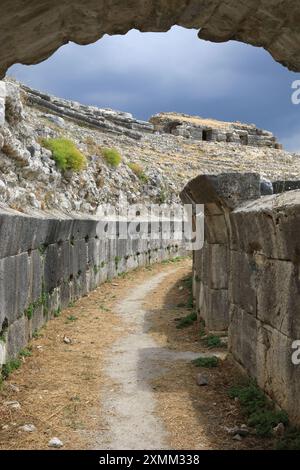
[
  {"left": 0, "top": 276, "right": 128, "bottom": 449},
  {"left": 0, "top": 262, "right": 181, "bottom": 450}
]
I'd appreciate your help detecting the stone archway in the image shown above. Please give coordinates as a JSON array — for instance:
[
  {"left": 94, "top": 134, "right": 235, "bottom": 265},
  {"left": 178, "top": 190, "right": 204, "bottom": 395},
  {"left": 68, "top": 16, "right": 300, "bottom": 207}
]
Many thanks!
[{"left": 0, "top": 1, "right": 299, "bottom": 78}]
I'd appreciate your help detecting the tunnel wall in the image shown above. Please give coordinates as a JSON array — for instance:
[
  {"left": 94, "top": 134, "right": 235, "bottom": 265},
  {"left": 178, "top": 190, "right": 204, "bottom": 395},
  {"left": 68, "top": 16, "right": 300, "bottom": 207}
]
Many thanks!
[
  {"left": 0, "top": 209, "right": 185, "bottom": 366},
  {"left": 181, "top": 173, "right": 300, "bottom": 424}
]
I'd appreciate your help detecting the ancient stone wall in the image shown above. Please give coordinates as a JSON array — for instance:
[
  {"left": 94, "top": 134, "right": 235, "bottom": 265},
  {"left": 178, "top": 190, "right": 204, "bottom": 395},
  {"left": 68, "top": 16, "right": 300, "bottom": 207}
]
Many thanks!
[
  {"left": 0, "top": 209, "right": 185, "bottom": 366},
  {"left": 182, "top": 173, "right": 300, "bottom": 424}
]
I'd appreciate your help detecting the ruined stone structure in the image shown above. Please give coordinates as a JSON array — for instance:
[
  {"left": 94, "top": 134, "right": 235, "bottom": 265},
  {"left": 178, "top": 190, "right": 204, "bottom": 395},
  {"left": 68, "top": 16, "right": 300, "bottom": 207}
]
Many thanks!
[
  {"left": 151, "top": 113, "right": 281, "bottom": 149},
  {"left": 181, "top": 173, "right": 300, "bottom": 424},
  {"left": 0, "top": 0, "right": 300, "bottom": 78},
  {"left": 24, "top": 85, "right": 280, "bottom": 149}
]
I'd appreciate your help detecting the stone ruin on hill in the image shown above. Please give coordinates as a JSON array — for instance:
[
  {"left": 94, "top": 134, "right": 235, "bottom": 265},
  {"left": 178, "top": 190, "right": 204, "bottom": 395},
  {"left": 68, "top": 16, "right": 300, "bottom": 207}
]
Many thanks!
[
  {"left": 22, "top": 83, "right": 282, "bottom": 149},
  {"left": 150, "top": 113, "right": 282, "bottom": 149}
]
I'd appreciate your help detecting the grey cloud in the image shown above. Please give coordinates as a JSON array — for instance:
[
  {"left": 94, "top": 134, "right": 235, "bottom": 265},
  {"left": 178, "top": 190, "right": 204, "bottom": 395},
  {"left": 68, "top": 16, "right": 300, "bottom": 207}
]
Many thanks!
[{"left": 9, "top": 26, "right": 300, "bottom": 151}]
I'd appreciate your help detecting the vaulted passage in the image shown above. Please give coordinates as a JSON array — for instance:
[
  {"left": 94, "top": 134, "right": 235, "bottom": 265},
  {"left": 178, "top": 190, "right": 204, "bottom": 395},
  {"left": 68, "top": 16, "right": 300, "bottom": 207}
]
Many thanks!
[{"left": 0, "top": 0, "right": 300, "bottom": 78}]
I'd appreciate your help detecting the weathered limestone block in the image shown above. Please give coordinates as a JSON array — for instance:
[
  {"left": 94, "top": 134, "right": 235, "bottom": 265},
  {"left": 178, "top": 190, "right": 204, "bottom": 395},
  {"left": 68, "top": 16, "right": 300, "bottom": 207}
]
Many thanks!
[
  {"left": 232, "top": 190, "right": 300, "bottom": 260},
  {"left": 256, "top": 257, "right": 300, "bottom": 337},
  {"left": 205, "top": 214, "right": 228, "bottom": 244},
  {"left": 6, "top": 316, "right": 27, "bottom": 359},
  {"left": 200, "top": 283, "right": 229, "bottom": 332},
  {"left": 229, "top": 251, "right": 257, "bottom": 315},
  {"left": 208, "top": 244, "right": 229, "bottom": 290},
  {"left": 228, "top": 305, "right": 258, "bottom": 378},
  {"left": 256, "top": 324, "right": 297, "bottom": 419},
  {"left": 28, "top": 250, "right": 44, "bottom": 302},
  {"left": 181, "top": 173, "right": 261, "bottom": 210},
  {"left": 230, "top": 199, "right": 278, "bottom": 256},
  {"left": 0, "top": 254, "right": 30, "bottom": 326}
]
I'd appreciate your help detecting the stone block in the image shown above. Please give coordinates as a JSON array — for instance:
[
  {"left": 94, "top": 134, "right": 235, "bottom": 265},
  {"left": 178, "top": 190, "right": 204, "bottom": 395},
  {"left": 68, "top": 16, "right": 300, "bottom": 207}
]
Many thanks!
[
  {"left": 15, "top": 253, "right": 30, "bottom": 319},
  {"left": 256, "top": 258, "right": 300, "bottom": 336},
  {"left": 205, "top": 214, "right": 228, "bottom": 244},
  {"left": 44, "top": 244, "right": 63, "bottom": 292},
  {"left": 0, "top": 257, "right": 16, "bottom": 327},
  {"left": 199, "top": 282, "right": 228, "bottom": 331},
  {"left": 208, "top": 289, "right": 229, "bottom": 332},
  {"left": 209, "top": 244, "right": 229, "bottom": 290},
  {"left": 181, "top": 173, "right": 261, "bottom": 210},
  {"left": 229, "top": 305, "right": 258, "bottom": 377},
  {"left": 229, "top": 250, "right": 257, "bottom": 315},
  {"left": 6, "top": 316, "right": 27, "bottom": 359}
]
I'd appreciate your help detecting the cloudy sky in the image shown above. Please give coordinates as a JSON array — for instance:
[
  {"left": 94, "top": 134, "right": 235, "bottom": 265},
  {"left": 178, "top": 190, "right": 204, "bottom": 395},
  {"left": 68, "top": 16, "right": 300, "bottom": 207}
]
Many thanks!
[{"left": 8, "top": 26, "right": 300, "bottom": 152}]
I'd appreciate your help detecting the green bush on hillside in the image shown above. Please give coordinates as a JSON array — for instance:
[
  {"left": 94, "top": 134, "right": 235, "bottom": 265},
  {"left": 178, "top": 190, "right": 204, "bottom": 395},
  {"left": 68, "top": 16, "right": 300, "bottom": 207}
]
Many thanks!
[
  {"left": 102, "top": 148, "right": 122, "bottom": 167},
  {"left": 42, "top": 138, "right": 87, "bottom": 171},
  {"left": 128, "top": 162, "right": 148, "bottom": 182}
]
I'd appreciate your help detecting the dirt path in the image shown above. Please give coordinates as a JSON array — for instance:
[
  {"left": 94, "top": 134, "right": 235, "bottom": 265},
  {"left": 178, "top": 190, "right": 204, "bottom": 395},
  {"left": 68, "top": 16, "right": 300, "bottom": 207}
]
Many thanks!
[
  {"left": 0, "top": 259, "right": 271, "bottom": 450},
  {"left": 94, "top": 270, "right": 205, "bottom": 450}
]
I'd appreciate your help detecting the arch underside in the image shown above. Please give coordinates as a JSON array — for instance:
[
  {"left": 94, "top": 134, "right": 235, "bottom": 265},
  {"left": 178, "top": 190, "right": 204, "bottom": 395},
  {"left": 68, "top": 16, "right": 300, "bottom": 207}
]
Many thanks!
[{"left": 0, "top": 0, "right": 299, "bottom": 77}]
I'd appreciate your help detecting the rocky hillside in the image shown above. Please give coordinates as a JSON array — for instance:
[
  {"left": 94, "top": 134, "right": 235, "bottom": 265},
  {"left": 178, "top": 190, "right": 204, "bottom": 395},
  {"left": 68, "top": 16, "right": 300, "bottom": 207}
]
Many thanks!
[{"left": 0, "top": 78, "right": 300, "bottom": 215}]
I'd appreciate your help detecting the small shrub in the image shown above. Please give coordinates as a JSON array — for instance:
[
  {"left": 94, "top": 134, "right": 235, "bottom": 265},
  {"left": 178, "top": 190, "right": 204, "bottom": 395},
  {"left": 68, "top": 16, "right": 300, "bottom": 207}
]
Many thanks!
[
  {"left": 205, "top": 335, "right": 222, "bottom": 349},
  {"left": 159, "top": 190, "right": 167, "bottom": 204},
  {"left": 229, "top": 380, "right": 289, "bottom": 437},
  {"left": 2, "top": 358, "right": 21, "bottom": 379},
  {"left": 277, "top": 427, "right": 300, "bottom": 450},
  {"left": 32, "top": 329, "right": 41, "bottom": 339},
  {"left": 182, "top": 275, "right": 194, "bottom": 309},
  {"left": 19, "top": 348, "right": 32, "bottom": 358},
  {"left": 192, "top": 356, "right": 219, "bottom": 368},
  {"left": 176, "top": 311, "right": 197, "bottom": 329},
  {"left": 128, "top": 162, "right": 148, "bottom": 182},
  {"left": 53, "top": 307, "right": 61, "bottom": 318},
  {"left": 199, "top": 320, "right": 206, "bottom": 338},
  {"left": 162, "top": 257, "right": 185, "bottom": 265},
  {"left": 102, "top": 148, "right": 122, "bottom": 167},
  {"left": 41, "top": 138, "right": 87, "bottom": 171},
  {"left": 0, "top": 332, "right": 6, "bottom": 343},
  {"left": 25, "top": 304, "right": 34, "bottom": 320},
  {"left": 66, "top": 315, "right": 77, "bottom": 323}
]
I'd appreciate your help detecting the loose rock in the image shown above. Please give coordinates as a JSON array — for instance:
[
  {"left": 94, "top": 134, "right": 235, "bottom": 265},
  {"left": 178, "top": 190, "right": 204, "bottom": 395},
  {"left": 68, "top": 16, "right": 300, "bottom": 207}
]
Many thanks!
[
  {"left": 196, "top": 373, "right": 208, "bottom": 386},
  {"left": 273, "top": 423, "right": 285, "bottom": 437},
  {"left": 48, "top": 437, "right": 64, "bottom": 448},
  {"left": 4, "top": 400, "right": 21, "bottom": 410},
  {"left": 19, "top": 424, "right": 37, "bottom": 432}
]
